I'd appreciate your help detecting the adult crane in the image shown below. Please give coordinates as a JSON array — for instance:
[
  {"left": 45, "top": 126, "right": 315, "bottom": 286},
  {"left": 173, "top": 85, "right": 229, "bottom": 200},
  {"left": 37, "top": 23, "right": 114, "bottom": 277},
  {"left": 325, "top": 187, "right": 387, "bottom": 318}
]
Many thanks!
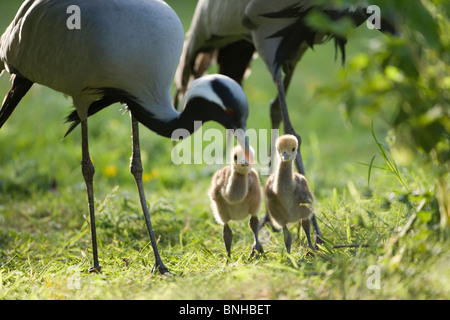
[
  {"left": 0, "top": 0, "right": 250, "bottom": 274},
  {"left": 174, "top": 0, "right": 396, "bottom": 247}
]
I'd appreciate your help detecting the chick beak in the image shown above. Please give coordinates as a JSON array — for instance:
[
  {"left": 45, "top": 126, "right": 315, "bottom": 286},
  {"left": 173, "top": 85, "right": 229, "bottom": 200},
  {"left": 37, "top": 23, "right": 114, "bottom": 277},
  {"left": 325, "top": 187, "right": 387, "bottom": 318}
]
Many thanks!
[{"left": 281, "top": 151, "right": 290, "bottom": 162}]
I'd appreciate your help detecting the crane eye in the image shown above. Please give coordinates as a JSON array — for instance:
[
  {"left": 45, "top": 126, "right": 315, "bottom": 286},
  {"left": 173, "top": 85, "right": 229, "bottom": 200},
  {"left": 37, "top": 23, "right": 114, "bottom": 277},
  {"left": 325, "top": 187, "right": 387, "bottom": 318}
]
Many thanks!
[{"left": 226, "top": 108, "right": 235, "bottom": 116}]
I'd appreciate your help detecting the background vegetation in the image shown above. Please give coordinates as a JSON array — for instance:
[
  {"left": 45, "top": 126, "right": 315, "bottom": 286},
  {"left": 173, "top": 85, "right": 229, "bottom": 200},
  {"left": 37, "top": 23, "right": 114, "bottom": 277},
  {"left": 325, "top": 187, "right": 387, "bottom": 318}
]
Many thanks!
[{"left": 0, "top": 0, "right": 448, "bottom": 299}]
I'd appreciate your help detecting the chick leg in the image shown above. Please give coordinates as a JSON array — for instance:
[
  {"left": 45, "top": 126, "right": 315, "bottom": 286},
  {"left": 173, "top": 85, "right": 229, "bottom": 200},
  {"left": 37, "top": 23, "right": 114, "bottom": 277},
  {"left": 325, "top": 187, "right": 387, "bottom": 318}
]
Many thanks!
[
  {"left": 249, "top": 215, "right": 264, "bottom": 258},
  {"left": 223, "top": 223, "right": 233, "bottom": 259}
]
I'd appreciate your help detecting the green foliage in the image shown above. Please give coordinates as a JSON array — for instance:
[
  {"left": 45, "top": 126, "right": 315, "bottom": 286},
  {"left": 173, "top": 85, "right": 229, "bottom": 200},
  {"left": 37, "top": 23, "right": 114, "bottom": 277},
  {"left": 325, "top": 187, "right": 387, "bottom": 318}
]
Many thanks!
[
  {"left": 313, "top": 0, "right": 449, "bottom": 227},
  {"left": 316, "top": 0, "right": 449, "bottom": 164}
]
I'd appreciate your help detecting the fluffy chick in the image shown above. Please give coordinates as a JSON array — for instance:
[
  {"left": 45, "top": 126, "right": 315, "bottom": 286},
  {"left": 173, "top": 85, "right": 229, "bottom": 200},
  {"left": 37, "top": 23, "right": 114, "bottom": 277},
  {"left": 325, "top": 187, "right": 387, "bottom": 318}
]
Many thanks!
[
  {"left": 209, "top": 145, "right": 263, "bottom": 258},
  {"left": 265, "top": 134, "right": 315, "bottom": 253}
]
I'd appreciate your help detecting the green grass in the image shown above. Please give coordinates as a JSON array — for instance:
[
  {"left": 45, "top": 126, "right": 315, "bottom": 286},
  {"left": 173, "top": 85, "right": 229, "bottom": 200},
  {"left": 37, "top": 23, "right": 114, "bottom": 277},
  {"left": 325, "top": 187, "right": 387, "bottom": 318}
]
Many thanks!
[{"left": 0, "top": 0, "right": 448, "bottom": 300}]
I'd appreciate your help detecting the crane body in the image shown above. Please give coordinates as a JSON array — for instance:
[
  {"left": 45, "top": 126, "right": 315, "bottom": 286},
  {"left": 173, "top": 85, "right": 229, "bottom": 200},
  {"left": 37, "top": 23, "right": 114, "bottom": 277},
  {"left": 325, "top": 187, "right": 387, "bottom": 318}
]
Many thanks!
[{"left": 1, "top": 0, "right": 250, "bottom": 273}]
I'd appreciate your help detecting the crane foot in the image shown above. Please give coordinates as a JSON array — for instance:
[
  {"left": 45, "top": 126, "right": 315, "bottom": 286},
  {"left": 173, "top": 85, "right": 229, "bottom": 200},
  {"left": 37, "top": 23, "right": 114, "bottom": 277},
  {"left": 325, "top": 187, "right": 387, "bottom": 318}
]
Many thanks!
[{"left": 88, "top": 266, "right": 102, "bottom": 274}]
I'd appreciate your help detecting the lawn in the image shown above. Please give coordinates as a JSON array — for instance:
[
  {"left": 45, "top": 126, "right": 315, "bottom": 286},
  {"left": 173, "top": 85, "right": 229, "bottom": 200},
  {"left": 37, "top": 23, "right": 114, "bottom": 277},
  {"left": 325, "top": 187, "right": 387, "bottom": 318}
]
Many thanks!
[{"left": 0, "top": 0, "right": 448, "bottom": 301}]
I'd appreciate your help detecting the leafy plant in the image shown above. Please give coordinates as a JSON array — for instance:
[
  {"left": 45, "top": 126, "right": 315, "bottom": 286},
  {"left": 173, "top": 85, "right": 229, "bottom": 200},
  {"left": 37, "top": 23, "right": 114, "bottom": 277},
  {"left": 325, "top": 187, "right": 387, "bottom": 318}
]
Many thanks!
[{"left": 312, "top": 0, "right": 449, "bottom": 227}]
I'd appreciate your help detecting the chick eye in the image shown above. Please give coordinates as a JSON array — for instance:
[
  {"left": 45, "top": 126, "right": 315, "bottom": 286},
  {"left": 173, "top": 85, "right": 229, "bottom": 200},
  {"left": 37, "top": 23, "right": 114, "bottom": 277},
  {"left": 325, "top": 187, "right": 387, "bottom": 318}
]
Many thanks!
[
  {"left": 234, "top": 154, "right": 238, "bottom": 161},
  {"left": 292, "top": 147, "right": 296, "bottom": 152}
]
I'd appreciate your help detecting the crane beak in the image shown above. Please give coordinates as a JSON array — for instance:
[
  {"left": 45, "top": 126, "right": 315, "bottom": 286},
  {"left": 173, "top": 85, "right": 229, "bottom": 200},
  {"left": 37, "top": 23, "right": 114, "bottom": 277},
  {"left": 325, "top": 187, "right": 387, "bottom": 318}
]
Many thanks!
[
  {"left": 234, "top": 129, "right": 253, "bottom": 165},
  {"left": 244, "top": 137, "right": 253, "bottom": 165},
  {"left": 245, "top": 150, "right": 253, "bottom": 165}
]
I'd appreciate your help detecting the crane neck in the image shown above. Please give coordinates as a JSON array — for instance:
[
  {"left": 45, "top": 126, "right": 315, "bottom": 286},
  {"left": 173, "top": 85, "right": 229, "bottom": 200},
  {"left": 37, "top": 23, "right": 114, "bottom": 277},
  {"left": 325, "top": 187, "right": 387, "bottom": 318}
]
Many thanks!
[{"left": 129, "top": 96, "right": 225, "bottom": 139}]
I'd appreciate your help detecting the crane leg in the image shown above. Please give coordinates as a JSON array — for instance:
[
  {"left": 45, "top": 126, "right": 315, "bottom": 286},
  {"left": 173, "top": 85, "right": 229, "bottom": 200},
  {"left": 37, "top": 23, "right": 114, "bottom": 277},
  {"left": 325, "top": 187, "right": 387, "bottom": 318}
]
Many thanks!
[
  {"left": 311, "top": 214, "right": 323, "bottom": 245},
  {"left": 248, "top": 215, "right": 264, "bottom": 259},
  {"left": 283, "top": 226, "right": 292, "bottom": 255},
  {"left": 259, "top": 69, "right": 294, "bottom": 231},
  {"left": 130, "top": 115, "right": 169, "bottom": 274},
  {"left": 302, "top": 219, "right": 316, "bottom": 251},
  {"left": 274, "top": 74, "right": 305, "bottom": 174},
  {"left": 81, "top": 120, "right": 101, "bottom": 273},
  {"left": 258, "top": 97, "right": 283, "bottom": 232},
  {"left": 274, "top": 73, "right": 324, "bottom": 246}
]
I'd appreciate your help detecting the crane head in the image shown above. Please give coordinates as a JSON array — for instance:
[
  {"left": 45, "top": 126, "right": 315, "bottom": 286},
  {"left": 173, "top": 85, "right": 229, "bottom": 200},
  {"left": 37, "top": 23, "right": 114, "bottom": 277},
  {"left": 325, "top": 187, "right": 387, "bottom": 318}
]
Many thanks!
[{"left": 183, "top": 74, "right": 251, "bottom": 161}]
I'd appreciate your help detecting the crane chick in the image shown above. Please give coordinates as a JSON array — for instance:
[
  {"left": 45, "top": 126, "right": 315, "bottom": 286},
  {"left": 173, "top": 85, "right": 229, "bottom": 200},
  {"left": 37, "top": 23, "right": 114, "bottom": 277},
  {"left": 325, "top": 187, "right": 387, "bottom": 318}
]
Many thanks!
[
  {"left": 265, "top": 135, "right": 315, "bottom": 254},
  {"left": 209, "top": 145, "right": 263, "bottom": 259}
]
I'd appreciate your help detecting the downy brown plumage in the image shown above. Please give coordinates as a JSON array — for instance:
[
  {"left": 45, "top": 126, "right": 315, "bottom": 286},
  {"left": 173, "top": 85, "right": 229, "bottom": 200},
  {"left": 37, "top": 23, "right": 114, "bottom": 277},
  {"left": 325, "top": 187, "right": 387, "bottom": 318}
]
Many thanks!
[
  {"left": 265, "top": 134, "right": 315, "bottom": 253},
  {"left": 209, "top": 145, "right": 263, "bottom": 258}
]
